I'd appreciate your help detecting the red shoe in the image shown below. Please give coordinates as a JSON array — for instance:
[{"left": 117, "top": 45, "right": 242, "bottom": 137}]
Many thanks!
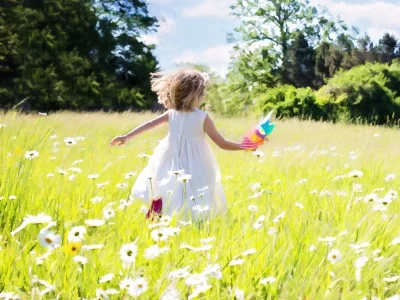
[{"left": 146, "top": 198, "right": 162, "bottom": 220}]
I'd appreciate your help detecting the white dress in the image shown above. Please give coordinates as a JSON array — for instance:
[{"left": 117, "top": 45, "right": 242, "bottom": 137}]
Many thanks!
[{"left": 132, "top": 109, "right": 227, "bottom": 220}]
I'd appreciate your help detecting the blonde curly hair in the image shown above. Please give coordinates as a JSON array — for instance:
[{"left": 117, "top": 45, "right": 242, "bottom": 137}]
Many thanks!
[{"left": 151, "top": 68, "right": 209, "bottom": 111}]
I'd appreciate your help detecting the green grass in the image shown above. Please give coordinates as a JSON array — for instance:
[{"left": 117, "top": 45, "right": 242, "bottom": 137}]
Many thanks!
[{"left": 1, "top": 112, "right": 400, "bottom": 299}]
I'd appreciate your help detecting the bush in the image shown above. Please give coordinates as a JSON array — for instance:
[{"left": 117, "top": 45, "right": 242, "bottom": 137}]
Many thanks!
[
  {"left": 256, "top": 85, "right": 327, "bottom": 120},
  {"left": 316, "top": 60, "right": 400, "bottom": 124}
]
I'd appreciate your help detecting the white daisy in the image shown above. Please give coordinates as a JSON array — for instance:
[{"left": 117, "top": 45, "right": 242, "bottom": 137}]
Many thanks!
[
  {"left": 348, "top": 170, "right": 364, "bottom": 178},
  {"left": 384, "top": 276, "right": 400, "bottom": 283},
  {"left": 309, "top": 245, "right": 316, "bottom": 252},
  {"left": 84, "top": 219, "right": 105, "bottom": 227},
  {"left": 295, "top": 202, "right": 304, "bottom": 209},
  {"left": 99, "top": 273, "right": 114, "bottom": 284},
  {"left": 185, "top": 273, "right": 208, "bottom": 286},
  {"left": 242, "top": 248, "right": 257, "bottom": 256},
  {"left": 127, "top": 277, "right": 148, "bottom": 297},
  {"left": 143, "top": 244, "right": 170, "bottom": 259},
  {"left": 124, "top": 171, "right": 137, "bottom": 179},
  {"left": 364, "top": 193, "right": 378, "bottom": 203},
  {"left": 9, "top": 195, "right": 17, "bottom": 200},
  {"left": 91, "top": 196, "right": 103, "bottom": 203},
  {"left": 385, "top": 174, "right": 396, "bottom": 182},
  {"left": 178, "top": 174, "right": 192, "bottom": 182},
  {"left": 38, "top": 229, "right": 61, "bottom": 249},
  {"left": 96, "top": 182, "right": 109, "bottom": 188},
  {"left": 250, "top": 182, "right": 261, "bottom": 190},
  {"left": 64, "top": 137, "right": 77, "bottom": 146},
  {"left": 248, "top": 204, "right": 258, "bottom": 212},
  {"left": 233, "top": 287, "right": 245, "bottom": 300},
  {"left": 260, "top": 276, "right": 276, "bottom": 285},
  {"left": 73, "top": 255, "right": 88, "bottom": 265},
  {"left": 253, "top": 150, "right": 264, "bottom": 157},
  {"left": 67, "top": 226, "right": 86, "bottom": 242},
  {"left": 192, "top": 205, "right": 210, "bottom": 213},
  {"left": 151, "top": 228, "right": 171, "bottom": 242},
  {"left": 24, "top": 150, "right": 39, "bottom": 160},
  {"left": 120, "top": 242, "right": 138, "bottom": 265},
  {"left": 268, "top": 227, "right": 278, "bottom": 235},
  {"left": 229, "top": 258, "right": 245, "bottom": 266},
  {"left": 57, "top": 168, "right": 68, "bottom": 176},
  {"left": 298, "top": 178, "right": 308, "bottom": 184},
  {"left": 273, "top": 211, "right": 285, "bottom": 223},
  {"left": 160, "top": 287, "right": 180, "bottom": 300},
  {"left": 116, "top": 183, "right": 128, "bottom": 189},
  {"left": 88, "top": 174, "right": 99, "bottom": 180},
  {"left": 202, "top": 264, "right": 222, "bottom": 279},
  {"left": 188, "top": 283, "right": 212, "bottom": 300},
  {"left": 168, "top": 266, "right": 191, "bottom": 279},
  {"left": 327, "top": 249, "right": 342, "bottom": 264},
  {"left": 103, "top": 207, "right": 115, "bottom": 219}
]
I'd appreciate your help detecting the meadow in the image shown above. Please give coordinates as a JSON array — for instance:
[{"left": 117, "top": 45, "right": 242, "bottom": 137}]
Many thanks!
[{"left": 1, "top": 112, "right": 400, "bottom": 299}]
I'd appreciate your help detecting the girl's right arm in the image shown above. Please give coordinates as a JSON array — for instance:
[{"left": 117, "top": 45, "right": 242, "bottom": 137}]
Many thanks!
[
  {"left": 204, "top": 115, "right": 243, "bottom": 151},
  {"left": 110, "top": 111, "right": 168, "bottom": 146}
]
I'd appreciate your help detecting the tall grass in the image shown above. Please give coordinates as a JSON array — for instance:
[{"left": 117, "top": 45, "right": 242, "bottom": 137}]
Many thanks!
[{"left": 1, "top": 112, "right": 400, "bottom": 299}]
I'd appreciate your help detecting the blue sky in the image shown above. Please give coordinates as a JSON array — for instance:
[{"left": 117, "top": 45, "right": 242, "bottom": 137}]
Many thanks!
[{"left": 143, "top": 0, "right": 400, "bottom": 76}]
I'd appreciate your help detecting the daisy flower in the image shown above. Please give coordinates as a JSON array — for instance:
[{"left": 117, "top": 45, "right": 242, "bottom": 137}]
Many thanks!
[
  {"left": 248, "top": 204, "right": 258, "bottom": 212},
  {"left": 88, "top": 174, "right": 99, "bottom": 180},
  {"left": 124, "top": 171, "right": 137, "bottom": 179},
  {"left": 260, "top": 277, "right": 276, "bottom": 285},
  {"left": 38, "top": 229, "right": 61, "bottom": 249},
  {"left": 57, "top": 169, "right": 68, "bottom": 176},
  {"left": 84, "top": 219, "right": 105, "bottom": 227},
  {"left": 168, "top": 266, "right": 191, "bottom": 279},
  {"left": 229, "top": 258, "right": 244, "bottom": 266},
  {"left": 385, "top": 174, "right": 396, "bottom": 182},
  {"left": 67, "top": 226, "right": 86, "bottom": 242},
  {"left": 127, "top": 277, "right": 148, "bottom": 297},
  {"left": 185, "top": 273, "right": 208, "bottom": 286},
  {"left": 348, "top": 170, "right": 364, "bottom": 178},
  {"left": 91, "top": 196, "right": 103, "bottom": 203},
  {"left": 143, "top": 244, "right": 170, "bottom": 259},
  {"left": 73, "top": 255, "right": 88, "bottom": 265},
  {"left": 99, "top": 273, "right": 114, "bottom": 284},
  {"left": 64, "top": 137, "right": 77, "bottom": 146},
  {"left": 116, "top": 183, "right": 128, "bottom": 189},
  {"left": 103, "top": 207, "right": 115, "bottom": 219},
  {"left": 120, "top": 242, "right": 138, "bottom": 265},
  {"left": 24, "top": 150, "right": 39, "bottom": 160},
  {"left": 63, "top": 242, "right": 82, "bottom": 256},
  {"left": 253, "top": 150, "right": 264, "bottom": 158},
  {"left": 327, "top": 249, "right": 342, "bottom": 264},
  {"left": 178, "top": 174, "right": 192, "bottom": 183}
]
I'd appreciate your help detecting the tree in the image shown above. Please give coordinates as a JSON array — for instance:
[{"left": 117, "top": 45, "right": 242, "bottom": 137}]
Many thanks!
[
  {"left": 378, "top": 33, "right": 398, "bottom": 63},
  {"left": 0, "top": 0, "right": 158, "bottom": 111},
  {"left": 230, "top": 0, "right": 350, "bottom": 85}
]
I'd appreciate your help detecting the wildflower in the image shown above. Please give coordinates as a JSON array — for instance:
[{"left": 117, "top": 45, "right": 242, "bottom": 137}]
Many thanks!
[
  {"left": 96, "top": 182, "right": 109, "bottom": 188},
  {"left": 168, "top": 169, "right": 185, "bottom": 176},
  {"left": 385, "top": 174, "right": 396, "bottom": 182},
  {"left": 120, "top": 242, "right": 138, "bottom": 265},
  {"left": 248, "top": 204, "right": 258, "bottom": 212},
  {"left": 384, "top": 276, "right": 400, "bottom": 283},
  {"left": 68, "top": 174, "right": 76, "bottom": 181},
  {"left": 268, "top": 227, "right": 278, "bottom": 235},
  {"left": 229, "top": 258, "right": 244, "bottom": 266},
  {"left": 124, "top": 171, "right": 137, "bottom": 179},
  {"left": 391, "top": 237, "right": 400, "bottom": 245},
  {"left": 82, "top": 244, "right": 104, "bottom": 251},
  {"left": 57, "top": 168, "right": 68, "bottom": 176},
  {"left": 295, "top": 202, "right": 304, "bottom": 209},
  {"left": 99, "top": 274, "right": 114, "bottom": 284},
  {"left": 161, "top": 287, "right": 180, "bottom": 300},
  {"left": 260, "top": 277, "right": 276, "bottom": 285},
  {"left": 67, "top": 226, "right": 86, "bottom": 242},
  {"left": 178, "top": 174, "right": 192, "bottom": 182},
  {"left": 179, "top": 220, "right": 192, "bottom": 227},
  {"left": 63, "top": 242, "right": 82, "bottom": 255},
  {"left": 202, "top": 264, "right": 222, "bottom": 279},
  {"left": 298, "top": 178, "right": 308, "bottom": 184},
  {"left": 76, "top": 136, "right": 86, "bottom": 141},
  {"left": 105, "top": 289, "right": 118, "bottom": 295},
  {"left": 192, "top": 205, "right": 210, "bottom": 213},
  {"left": 47, "top": 173, "right": 54, "bottom": 177},
  {"left": 385, "top": 189, "right": 398, "bottom": 200},
  {"left": 319, "top": 190, "right": 333, "bottom": 197},
  {"left": 372, "top": 203, "right": 387, "bottom": 211},
  {"left": 327, "top": 249, "right": 342, "bottom": 264},
  {"left": 95, "top": 289, "right": 108, "bottom": 299},
  {"left": 38, "top": 229, "right": 61, "bottom": 249},
  {"left": 64, "top": 137, "right": 77, "bottom": 146},
  {"left": 242, "top": 248, "right": 257, "bottom": 256},
  {"left": 73, "top": 255, "right": 88, "bottom": 265},
  {"left": 168, "top": 266, "right": 191, "bottom": 279},
  {"left": 103, "top": 207, "right": 115, "bottom": 219},
  {"left": 348, "top": 170, "right": 364, "bottom": 178},
  {"left": 0, "top": 124, "right": 6, "bottom": 128},
  {"left": 273, "top": 211, "right": 285, "bottom": 223},
  {"left": 151, "top": 228, "right": 171, "bottom": 242},
  {"left": 9, "top": 195, "right": 17, "bottom": 200},
  {"left": 0, "top": 292, "right": 20, "bottom": 299},
  {"left": 24, "top": 150, "right": 39, "bottom": 160},
  {"left": 138, "top": 153, "right": 150, "bottom": 158},
  {"left": 143, "top": 244, "right": 170, "bottom": 259},
  {"left": 353, "top": 184, "right": 363, "bottom": 192},
  {"left": 185, "top": 273, "right": 208, "bottom": 286},
  {"left": 253, "top": 150, "right": 264, "bottom": 158},
  {"left": 90, "top": 196, "right": 103, "bottom": 203},
  {"left": 364, "top": 193, "right": 378, "bottom": 203},
  {"left": 188, "top": 283, "right": 212, "bottom": 299},
  {"left": 250, "top": 182, "right": 261, "bottom": 190},
  {"left": 116, "top": 183, "right": 128, "bottom": 189},
  {"left": 309, "top": 245, "right": 316, "bottom": 252},
  {"left": 84, "top": 219, "right": 105, "bottom": 227},
  {"left": 11, "top": 213, "right": 53, "bottom": 236},
  {"left": 88, "top": 174, "right": 99, "bottom": 180},
  {"left": 127, "top": 277, "right": 148, "bottom": 297}
]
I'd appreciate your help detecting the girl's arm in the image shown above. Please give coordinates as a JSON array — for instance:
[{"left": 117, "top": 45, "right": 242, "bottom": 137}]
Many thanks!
[
  {"left": 204, "top": 115, "right": 243, "bottom": 151},
  {"left": 110, "top": 111, "right": 168, "bottom": 146}
]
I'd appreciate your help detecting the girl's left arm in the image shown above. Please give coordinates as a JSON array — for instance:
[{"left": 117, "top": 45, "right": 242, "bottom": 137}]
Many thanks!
[{"left": 110, "top": 111, "right": 168, "bottom": 146}]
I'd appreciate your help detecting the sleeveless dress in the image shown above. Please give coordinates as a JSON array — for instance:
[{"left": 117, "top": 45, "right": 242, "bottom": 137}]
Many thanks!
[{"left": 132, "top": 109, "right": 227, "bottom": 220}]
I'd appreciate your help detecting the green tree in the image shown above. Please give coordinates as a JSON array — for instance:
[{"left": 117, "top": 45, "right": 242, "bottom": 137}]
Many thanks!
[{"left": 0, "top": 0, "right": 158, "bottom": 111}]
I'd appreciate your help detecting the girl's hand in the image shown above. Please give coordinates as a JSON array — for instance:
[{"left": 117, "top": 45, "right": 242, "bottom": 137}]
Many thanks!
[{"left": 110, "top": 135, "right": 127, "bottom": 146}]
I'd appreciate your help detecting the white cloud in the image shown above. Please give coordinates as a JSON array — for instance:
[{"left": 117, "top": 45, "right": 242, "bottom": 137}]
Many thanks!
[
  {"left": 173, "top": 44, "right": 234, "bottom": 76},
  {"left": 139, "top": 16, "right": 176, "bottom": 46},
  {"left": 183, "top": 0, "right": 234, "bottom": 18},
  {"left": 309, "top": 0, "right": 400, "bottom": 40}
]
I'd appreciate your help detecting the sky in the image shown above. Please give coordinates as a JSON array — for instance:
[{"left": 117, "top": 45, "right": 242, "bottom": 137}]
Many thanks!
[{"left": 144, "top": 0, "right": 400, "bottom": 76}]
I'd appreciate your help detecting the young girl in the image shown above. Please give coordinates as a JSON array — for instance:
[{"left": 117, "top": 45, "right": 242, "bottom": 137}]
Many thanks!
[{"left": 110, "top": 68, "right": 246, "bottom": 220}]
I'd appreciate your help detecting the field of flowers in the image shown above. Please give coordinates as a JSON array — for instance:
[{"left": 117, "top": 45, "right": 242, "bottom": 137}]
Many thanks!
[{"left": 1, "top": 112, "right": 400, "bottom": 299}]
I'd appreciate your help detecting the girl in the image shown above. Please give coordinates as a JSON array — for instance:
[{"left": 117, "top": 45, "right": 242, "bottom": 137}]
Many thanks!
[{"left": 110, "top": 68, "right": 247, "bottom": 220}]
